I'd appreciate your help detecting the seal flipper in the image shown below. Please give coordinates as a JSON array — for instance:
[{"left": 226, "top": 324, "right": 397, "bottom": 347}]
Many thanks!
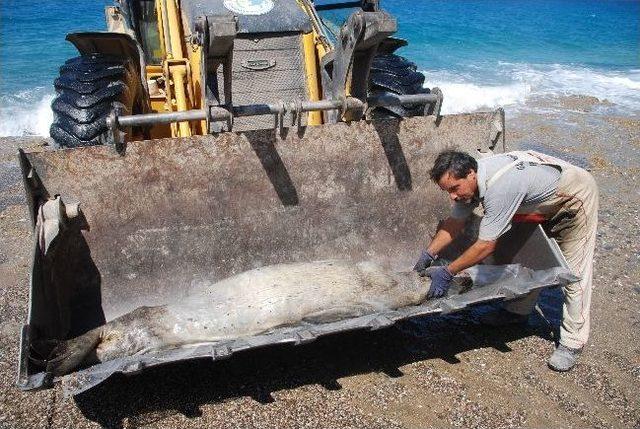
[{"left": 46, "top": 328, "right": 102, "bottom": 376}]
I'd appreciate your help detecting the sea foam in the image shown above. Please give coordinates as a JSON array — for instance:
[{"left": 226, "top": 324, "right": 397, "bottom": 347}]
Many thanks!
[
  {"left": 510, "top": 64, "right": 640, "bottom": 112},
  {"left": 422, "top": 63, "right": 640, "bottom": 116},
  {"left": 0, "top": 89, "right": 54, "bottom": 137},
  {"left": 423, "top": 80, "right": 530, "bottom": 115}
]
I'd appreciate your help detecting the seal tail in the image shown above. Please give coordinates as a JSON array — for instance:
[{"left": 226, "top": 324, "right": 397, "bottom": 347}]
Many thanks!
[{"left": 45, "top": 328, "right": 102, "bottom": 376}]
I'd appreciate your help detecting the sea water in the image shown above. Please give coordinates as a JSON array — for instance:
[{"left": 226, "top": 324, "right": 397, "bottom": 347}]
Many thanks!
[{"left": 0, "top": 0, "right": 638, "bottom": 137}]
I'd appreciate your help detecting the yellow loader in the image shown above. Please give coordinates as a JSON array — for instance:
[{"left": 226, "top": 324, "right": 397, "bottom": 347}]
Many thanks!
[{"left": 16, "top": 0, "right": 574, "bottom": 394}]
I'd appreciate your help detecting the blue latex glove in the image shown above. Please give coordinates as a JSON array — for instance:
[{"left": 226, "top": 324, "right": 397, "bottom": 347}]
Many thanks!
[
  {"left": 427, "top": 266, "right": 454, "bottom": 299},
  {"left": 413, "top": 250, "right": 436, "bottom": 276}
]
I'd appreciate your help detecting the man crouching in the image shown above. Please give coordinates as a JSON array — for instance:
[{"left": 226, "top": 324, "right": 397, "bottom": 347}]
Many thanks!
[{"left": 415, "top": 150, "right": 598, "bottom": 372}]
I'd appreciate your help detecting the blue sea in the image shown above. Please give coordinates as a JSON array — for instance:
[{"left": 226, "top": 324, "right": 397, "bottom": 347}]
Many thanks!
[{"left": 0, "top": 0, "right": 638, "bottom": 136}]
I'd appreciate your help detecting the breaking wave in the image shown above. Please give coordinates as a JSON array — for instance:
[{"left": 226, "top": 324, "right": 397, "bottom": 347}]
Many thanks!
[
  {"left": 422, "top": 63, "right": 640, "bottom": 116},
  {"left": 423, "top": 78, "right": 530, "bottom": 115},
  {"left": 0, "top": 88, "right": 54, "bottom": 137}
]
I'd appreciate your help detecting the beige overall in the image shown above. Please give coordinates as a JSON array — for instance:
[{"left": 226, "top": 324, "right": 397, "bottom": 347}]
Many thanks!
[{"left": 485, "top": 151, "right": 599, "bottom": 349}]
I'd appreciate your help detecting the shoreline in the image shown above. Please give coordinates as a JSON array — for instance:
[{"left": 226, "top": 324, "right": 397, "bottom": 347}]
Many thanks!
[{"left": 2, "top": 86, "right": 639, "bottom": 138}]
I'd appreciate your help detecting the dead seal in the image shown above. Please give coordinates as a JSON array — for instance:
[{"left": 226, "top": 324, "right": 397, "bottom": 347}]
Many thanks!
[{"left": 46, "top": 260, "right": 430, "bottom": 375}]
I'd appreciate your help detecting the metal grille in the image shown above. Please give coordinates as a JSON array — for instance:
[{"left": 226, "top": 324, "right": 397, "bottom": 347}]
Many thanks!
[{"left": 216, "top": 33, "right": 309, "bottom": 131}]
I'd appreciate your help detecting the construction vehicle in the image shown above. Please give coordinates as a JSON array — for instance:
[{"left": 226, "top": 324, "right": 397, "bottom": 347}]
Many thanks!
[{"left": 16, "top": 0, "right": 576, "bottom": 394}]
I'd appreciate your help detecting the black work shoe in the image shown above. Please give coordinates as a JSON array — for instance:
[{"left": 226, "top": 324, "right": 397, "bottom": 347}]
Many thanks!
[
  {"left": 478, "top": 308, "right": 529, "bottom": 327},
  {"left": 548, "top": 344, "right": 582, "bottom": 372}
]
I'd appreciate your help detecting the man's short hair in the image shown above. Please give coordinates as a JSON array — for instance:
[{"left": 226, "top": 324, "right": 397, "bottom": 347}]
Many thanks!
[{"left": 430, "top": 150, "right": 478, "bottom": 183}]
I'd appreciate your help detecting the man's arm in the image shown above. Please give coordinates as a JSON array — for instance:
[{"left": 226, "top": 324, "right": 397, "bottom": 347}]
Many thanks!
[
  {"left": 426, "top": 216, "right": 467, "bottom": 256},
  {"left": 447, "top": 239, "right": 496, "bottom": 275}
]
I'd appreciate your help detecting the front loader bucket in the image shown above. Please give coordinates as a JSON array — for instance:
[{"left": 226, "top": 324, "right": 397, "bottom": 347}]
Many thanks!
[{"left": 16, "top": 111, "right": 574, "bottom": 394}]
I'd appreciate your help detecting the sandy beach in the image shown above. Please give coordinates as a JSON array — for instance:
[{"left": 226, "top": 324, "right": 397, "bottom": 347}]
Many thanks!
[{"left": 0, "top": 100, "right": 638, "bottom": 428}]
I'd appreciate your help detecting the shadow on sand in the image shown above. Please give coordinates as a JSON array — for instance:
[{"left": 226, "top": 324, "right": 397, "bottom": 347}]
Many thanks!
[{"left": 73, "top": 289, "right": 563, "bottom": 429}]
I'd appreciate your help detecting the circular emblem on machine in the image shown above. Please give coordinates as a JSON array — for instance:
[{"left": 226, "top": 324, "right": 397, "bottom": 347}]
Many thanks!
[{"left": 223, "top": 0, "right": 274, "bottom": 15}]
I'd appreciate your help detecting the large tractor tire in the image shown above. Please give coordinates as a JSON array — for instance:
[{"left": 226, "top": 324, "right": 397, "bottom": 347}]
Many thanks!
[
  {"left": 49, "top": 53, "right": 144, "bottom": 148},
  {"left": 368, "top": 53, "right": 429, "bottom": 119}
]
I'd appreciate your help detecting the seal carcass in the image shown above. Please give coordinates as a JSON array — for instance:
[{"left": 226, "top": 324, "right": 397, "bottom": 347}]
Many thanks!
[{"left": 47, "top": 260, "right": 429, "bottom": 375}]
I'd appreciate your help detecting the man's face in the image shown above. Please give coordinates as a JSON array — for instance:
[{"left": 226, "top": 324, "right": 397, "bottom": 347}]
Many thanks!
[{"left": 437, "top": 169, "right": 478, "bottom": 203}]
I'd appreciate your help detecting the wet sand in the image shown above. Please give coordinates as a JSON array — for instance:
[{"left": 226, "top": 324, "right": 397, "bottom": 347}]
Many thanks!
[{"left": 1, "top": 101, "right": 639, "bottom": 428}]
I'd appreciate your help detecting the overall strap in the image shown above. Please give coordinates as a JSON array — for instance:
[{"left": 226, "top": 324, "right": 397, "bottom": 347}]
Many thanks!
[
  {"left": 486, "top": 154, "right": 521, "bottom": 188},
  {"left": 484, "top": 151, "right": 565, "bottom": 224},
  {"left": 485, "top": 151, "right": 563, "bottom": 189}
]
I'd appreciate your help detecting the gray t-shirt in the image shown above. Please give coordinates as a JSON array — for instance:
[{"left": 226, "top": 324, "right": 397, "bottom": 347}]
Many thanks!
[{"left": 452, "top": 153, "right": 561, "bottom": 240}]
